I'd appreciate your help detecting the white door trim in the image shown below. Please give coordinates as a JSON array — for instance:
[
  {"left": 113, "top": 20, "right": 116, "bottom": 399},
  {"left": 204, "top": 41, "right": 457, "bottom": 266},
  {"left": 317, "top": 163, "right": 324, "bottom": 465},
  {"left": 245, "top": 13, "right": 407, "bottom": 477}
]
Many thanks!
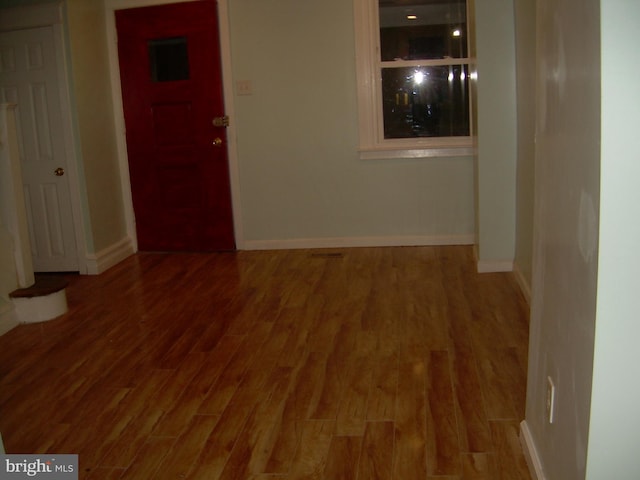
[
  {"left": 0, "top": 1, "right": 89, "bottom": 273},
  {"left": 104, "top": 0, "right": 245, "bottom": 250}
]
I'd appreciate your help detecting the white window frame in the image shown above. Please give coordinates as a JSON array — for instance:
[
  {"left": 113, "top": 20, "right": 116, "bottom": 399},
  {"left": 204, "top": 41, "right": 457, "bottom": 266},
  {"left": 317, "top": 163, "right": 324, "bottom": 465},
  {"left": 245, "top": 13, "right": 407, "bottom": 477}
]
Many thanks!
[{"left": 353, "top": 0, "right": 474, "bottom": 159}]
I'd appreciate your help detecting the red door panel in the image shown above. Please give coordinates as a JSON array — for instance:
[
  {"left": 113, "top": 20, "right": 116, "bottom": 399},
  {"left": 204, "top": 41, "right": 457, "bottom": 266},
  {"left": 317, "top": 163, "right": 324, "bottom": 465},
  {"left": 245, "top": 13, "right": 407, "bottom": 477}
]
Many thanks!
[{"left": 116, "top": 1, "right": 235, "bottom": 251}]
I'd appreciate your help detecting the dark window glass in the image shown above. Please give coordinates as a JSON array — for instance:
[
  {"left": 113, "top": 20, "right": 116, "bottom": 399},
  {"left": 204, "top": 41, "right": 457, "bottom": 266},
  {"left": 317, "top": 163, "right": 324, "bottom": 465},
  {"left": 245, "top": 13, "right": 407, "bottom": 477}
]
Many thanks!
[
  {"left": 148, "top": 37, "right": 189, "bottom": 82},
  {"left": 379, "top": 0, "right": 467, "bottom": 61},
  {"left": 381, "top": 65, "right": 470, "bottom": 138}
]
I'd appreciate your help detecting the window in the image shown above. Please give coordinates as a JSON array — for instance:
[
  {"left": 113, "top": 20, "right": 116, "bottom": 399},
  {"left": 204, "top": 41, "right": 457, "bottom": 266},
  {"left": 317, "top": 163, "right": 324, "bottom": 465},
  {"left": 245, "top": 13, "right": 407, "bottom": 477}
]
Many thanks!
[
  {"left": 354, "top": 0, "right": 474, "bottom": 158},
  {"left": 148, "top": 37, "right": 190, "bottom": 83}
]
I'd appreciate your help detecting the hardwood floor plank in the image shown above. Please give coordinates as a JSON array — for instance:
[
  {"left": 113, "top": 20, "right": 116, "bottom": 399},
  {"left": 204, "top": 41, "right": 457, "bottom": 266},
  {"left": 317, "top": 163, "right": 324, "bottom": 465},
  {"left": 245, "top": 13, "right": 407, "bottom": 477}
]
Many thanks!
[
  {"left": 357, "top": 421, "right": 394, "bottom": 480},
  {"left": 322, "top": 435, "right": 362, "bottom": 480},
  {"left": 153, "top": 335, "right": 244, "bottom": 436},
  {"left": 220, "top": 367, "right": 295, "bottom": 477},
  {"left": 366, "top": 355, "right": 398, "bottom": 421},
  {"left": 393, "top": 359, "right": 427, "bottom": 479},
  {"left": 73, "top": 404, "right": 138, "bottom": 472},
  {"left": 477, "top": 347, "right": 527, "bottom": 420},
  {"left": 262, "top": 415, "right": 302, "bottom": 475},
  {"left": 155, "top": 414, "right": 220, "bottom": 479},
  {"left": 426, "top": 350, "right": 461, "bottom": 476},
  {"left": 286, "top": 351, "right": 328, "bottom": 421},
  {"left": 85, "top": 467, "right": 126, "bottom": 480},
  {"left": 189, "top": 302, "right": 237, "bottom": 353},
  {"left": 148, "top": 352, "right": 208, "bottom": 414},
  {"left": 489, "top": 420, "right": 532, "bottom": 480},
  {"left": 197, "top": 323, "right": 272, "bottom": 415},
  {"left": 262, "top": 371, "right": 307, "bottom": 474},
  {"left": 451, "top": 348, "right": 492, "bottom": 453},
  {"left": 114, "top": 368, "right": 174, "bottom": 416},
  {"left": 50, "top": 387, "right": 131, "bottom": 461},
  {"left": 0, "top": 247, "right": 531, "bottom": 480},
  {"left": 335, "top": 356, "right": 372, "bottom": 436},
  {"left": 247, "top": 476, "right": 287, "bottom": 480},
  {"left": 462, "top": 452, "right": 500, "bottom": 479},
  {"left": 97, "top": 407, "right": 166, "bottom": 468},
  {"left": 118, "top": 435, "right": 177, "bottom": 480},
  {"left": 156, "top": 320, "right": 210, "bottom": 369},
  {"left": 286, "top": 420, "right": 335, "bottom": 479},
  {"left": 308, "top": 350, "right": 343, "bottom": 421},
  {"left": 185, "top": 401, "right": 257, "bottom": 480}
]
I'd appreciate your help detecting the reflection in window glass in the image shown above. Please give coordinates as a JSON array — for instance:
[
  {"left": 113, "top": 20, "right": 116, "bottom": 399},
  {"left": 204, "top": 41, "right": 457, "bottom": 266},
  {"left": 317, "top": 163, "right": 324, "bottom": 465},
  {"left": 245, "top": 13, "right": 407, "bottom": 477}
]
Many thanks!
[
  {"left": 379, "top": 0, "right": 467, "bottom": 61},
  {"left": 148, "top": 37, "right": 190, "bottom": 82},
  {"left": 382, "top": 65, "right": 469, "bottom": 138}
]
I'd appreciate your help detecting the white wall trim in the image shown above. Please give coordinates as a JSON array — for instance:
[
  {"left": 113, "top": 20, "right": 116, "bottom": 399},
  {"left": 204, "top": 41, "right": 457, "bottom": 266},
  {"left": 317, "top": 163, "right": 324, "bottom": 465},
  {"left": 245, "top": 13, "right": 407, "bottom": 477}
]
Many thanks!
[
  {"left": 513, "top": 261, "right": 531, "bottom": 303},
  {"left": 242, "top": 234, "right": 475, "bottom": 251},
  {"left": 520, "top": 420, "right": 547, "bottom": 480},
  {"left": 0, "top": 104, "right": 34, "bottom": 288},
  {"left": 85, "top": 236, "right": 135, "bottom": 275},
  {"left": 477, "top": 259, "right": 514, "bottom": 273},
  {"left": 217, "top": 0, "right": 245, "bottom": 250}
]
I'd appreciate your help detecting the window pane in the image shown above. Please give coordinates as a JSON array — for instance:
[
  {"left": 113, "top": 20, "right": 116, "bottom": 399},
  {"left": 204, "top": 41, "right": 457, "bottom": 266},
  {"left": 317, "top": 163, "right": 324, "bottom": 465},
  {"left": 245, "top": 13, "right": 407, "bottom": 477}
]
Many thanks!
[
  {"left": 381, "top": 65, "right": 469, "bottom": 138},
  {"left": 148, "top": 37, "right": 190, "bottom": 82},
  {"left": 379, "top": 0, "right": 467, "bottom": 61}
]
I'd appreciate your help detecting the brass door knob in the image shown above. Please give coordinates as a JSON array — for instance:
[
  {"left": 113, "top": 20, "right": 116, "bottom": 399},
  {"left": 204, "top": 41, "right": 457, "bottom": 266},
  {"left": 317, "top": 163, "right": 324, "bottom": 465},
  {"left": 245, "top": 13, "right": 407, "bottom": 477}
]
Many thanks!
[
  {"left": 212, "top": 138, "right": 223, "bottom": 147},
  {"left": 54, "top": 167, "right": 65, "bottom": 176}
]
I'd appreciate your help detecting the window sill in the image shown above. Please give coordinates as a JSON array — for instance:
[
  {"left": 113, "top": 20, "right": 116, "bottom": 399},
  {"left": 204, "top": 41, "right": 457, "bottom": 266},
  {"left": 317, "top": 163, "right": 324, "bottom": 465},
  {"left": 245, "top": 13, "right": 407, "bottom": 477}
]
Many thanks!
[{"left": 358, "top": 144, "right": 476, "bottom": 160}]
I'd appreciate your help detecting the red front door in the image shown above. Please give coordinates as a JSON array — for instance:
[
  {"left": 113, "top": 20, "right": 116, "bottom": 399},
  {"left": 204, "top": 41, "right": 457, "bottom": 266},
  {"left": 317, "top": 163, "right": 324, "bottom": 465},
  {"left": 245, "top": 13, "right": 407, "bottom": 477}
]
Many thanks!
[{"left": 116, "top": 1, "right": 235, "bottom": 251}]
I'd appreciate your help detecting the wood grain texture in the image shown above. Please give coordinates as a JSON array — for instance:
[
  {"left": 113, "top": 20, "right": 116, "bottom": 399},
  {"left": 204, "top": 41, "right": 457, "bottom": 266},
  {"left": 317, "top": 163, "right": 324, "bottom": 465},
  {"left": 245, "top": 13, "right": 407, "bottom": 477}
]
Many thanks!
[{"left": 0, "top": 246, "right": 531, "bottom": 479}]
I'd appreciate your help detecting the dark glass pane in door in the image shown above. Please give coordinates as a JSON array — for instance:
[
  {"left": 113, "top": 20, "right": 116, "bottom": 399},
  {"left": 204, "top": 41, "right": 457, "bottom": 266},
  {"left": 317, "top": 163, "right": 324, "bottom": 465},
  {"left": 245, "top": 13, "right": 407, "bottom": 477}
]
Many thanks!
[{"left": 148, "top": 37, "right": 189, "bottom": 82}]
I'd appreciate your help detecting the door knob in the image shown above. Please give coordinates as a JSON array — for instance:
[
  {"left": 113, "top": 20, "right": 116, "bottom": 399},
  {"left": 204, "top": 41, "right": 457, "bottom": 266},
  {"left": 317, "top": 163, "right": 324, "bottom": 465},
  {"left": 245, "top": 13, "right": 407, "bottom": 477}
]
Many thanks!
[
  {"left": 54, "top": 167, "right": 65, "bottom": 176},
  {"left": 212, "top": 138, "right": 223, "bottom": 147}
]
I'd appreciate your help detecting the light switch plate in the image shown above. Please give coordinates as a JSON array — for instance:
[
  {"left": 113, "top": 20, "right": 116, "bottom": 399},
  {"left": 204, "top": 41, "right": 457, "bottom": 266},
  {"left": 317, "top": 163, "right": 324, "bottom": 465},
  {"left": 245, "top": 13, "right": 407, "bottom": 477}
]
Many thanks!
[{"left": 236, "top": 80, "right": 252, "bottom": 95}]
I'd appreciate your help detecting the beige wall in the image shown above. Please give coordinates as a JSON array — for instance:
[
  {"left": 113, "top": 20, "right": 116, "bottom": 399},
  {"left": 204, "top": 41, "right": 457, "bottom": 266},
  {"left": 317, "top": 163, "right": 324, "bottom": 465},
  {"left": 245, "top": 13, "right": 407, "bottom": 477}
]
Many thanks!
[
  {"left": 474, "top": 0, "right": 518, "bottom": 269},
  {"left": 228, "top": 0, "right": 476, "bottom": 246},
  {"left": 524, "top": 0, "right": 600, "bottom": 477},
  {"left": 585, "top": 0, "right": 640, "bottom": 476},
  {"left": 513, "top": 0, "right": 535, "bottom": 294},
  {"left": 0, "top": 105, "right": 24, "bottom": 332},
  {"left": 65, "top": 0, "right": 126, "bottom": 253},
  {"left": 525, "top": 0, "right": 640, "bottom": 477}
]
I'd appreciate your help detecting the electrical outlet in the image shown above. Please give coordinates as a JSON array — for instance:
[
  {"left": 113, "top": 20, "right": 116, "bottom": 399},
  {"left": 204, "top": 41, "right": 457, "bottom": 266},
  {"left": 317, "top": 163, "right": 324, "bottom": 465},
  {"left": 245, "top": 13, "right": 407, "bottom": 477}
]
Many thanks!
[{"left": 546, "top": 376, "right": 556, "bottom": 424}]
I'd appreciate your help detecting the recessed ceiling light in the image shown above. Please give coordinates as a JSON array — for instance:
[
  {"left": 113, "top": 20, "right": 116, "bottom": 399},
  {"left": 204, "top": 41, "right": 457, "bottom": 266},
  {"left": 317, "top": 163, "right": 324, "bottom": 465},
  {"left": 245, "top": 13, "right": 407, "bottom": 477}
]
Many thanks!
[
  {"left": 452, "top": 28, "right": 461, "bottom": 37},
  {"left": 407, "top": 15, "right": 417, "bottom": 20}
]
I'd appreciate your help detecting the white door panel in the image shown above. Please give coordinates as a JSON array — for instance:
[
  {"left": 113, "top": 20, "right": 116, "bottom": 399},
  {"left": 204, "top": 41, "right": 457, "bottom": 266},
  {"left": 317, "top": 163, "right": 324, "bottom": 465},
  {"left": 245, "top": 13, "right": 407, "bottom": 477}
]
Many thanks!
[{"left": 0, "top": 26, "right": 78, "bottom": 271}]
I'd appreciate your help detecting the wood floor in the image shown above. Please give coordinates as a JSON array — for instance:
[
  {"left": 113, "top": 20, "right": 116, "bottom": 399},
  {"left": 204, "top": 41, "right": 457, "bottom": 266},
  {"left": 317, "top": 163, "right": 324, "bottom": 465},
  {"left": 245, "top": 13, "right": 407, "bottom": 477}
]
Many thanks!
[{"left": 0, "top": 246, "right": 532, "bottom": 479}]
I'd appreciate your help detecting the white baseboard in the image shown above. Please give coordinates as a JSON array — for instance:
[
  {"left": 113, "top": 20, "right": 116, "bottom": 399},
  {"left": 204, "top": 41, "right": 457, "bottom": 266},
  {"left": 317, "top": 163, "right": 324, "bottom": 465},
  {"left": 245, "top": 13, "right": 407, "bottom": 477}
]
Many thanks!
[
  {"left": 85, "top": 236, "right": 135, "bottom": 275},
  {"left": 520, "top": 420, "right": 547, "bottom": 480},
  {"left": 241, "top": 234, "right": 475, "bottom": 251},
  {"left": 476, "top": 259, "right": 514, "bottom": 273},
  {"left": 513, "top": 261, "right": 532, "bottom": 303},
  {"left": 472, "top": 246, "right": 514, "bottom": 273}
]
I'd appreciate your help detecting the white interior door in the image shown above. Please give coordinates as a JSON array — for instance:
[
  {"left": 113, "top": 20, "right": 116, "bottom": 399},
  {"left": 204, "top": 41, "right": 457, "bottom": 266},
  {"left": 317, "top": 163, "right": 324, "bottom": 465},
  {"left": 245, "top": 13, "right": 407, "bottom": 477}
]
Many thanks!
[{"left": 0, "top": 26, "right": 79, "bottom": 272}]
